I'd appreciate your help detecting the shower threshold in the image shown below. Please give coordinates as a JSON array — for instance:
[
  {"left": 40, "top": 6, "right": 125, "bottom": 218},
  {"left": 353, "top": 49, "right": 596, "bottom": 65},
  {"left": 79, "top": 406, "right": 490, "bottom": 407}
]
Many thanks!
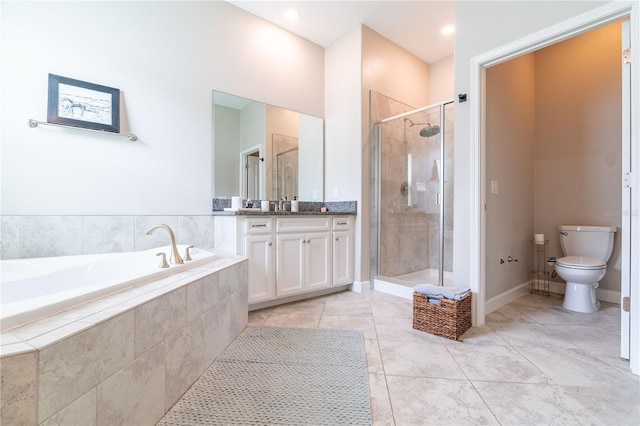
[{"left": 374, "top": 268, "right": 454, "bottom": 300}]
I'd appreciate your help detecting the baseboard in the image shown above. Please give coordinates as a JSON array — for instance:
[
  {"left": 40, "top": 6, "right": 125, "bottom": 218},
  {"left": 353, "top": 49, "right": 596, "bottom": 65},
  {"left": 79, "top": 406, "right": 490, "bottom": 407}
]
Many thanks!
[
  {"left": 349, "top": 280, "right": 370, "bottom": 294},
  {"left": 485, "top": 281, "right": 531, "bottom": 314}
]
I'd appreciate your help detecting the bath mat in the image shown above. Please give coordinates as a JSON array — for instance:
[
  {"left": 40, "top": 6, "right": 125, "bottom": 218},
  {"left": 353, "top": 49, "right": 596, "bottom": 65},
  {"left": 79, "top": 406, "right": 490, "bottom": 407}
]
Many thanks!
[{"left": 157, "top": 326, "right": 372, "bottom": 425}]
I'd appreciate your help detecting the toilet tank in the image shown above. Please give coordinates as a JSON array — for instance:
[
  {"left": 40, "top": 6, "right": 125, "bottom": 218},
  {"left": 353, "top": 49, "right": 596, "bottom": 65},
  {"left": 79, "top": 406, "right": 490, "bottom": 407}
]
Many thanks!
[{"left": 558, "top": 225, "right": 616, "bottom": 261}]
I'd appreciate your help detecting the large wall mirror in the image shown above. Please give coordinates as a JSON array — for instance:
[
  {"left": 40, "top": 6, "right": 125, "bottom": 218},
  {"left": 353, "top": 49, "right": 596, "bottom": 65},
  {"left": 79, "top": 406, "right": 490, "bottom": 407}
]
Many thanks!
[{"left": 213, "top": 91, "right": 324, "bottom": 201}]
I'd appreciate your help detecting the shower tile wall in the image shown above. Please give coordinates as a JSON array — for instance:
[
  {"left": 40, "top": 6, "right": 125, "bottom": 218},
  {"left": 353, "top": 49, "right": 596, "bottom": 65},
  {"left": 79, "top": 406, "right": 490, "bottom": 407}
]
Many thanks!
[{"left": 0, "top": 215, "right": 220, "bottom": 260}]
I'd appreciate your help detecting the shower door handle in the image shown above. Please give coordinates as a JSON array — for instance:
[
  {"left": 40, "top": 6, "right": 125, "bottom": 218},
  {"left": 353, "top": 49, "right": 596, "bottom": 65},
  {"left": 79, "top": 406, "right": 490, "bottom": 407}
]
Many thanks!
[{"left": 436, "top": 192, "right": 442, "bottom": 205}]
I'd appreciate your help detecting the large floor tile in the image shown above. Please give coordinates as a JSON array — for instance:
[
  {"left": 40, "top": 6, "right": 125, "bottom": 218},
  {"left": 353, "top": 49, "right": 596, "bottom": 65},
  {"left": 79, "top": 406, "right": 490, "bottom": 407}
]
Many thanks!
[
  {"left": 318, "top": 315, "right": 377, "bottom": 339},
  {"left": 261, "top": 313, "right": 320, "bottom": 328},
  {"left": 368, "top": 374, "right": 394, "bottom": 426},
  {"left": 378, "top": 339, "right": 465, "bottom": 380},
  {"left": 491, "top": 321, "right": 578, "bottom": 349},
  {"left": 473, "top": 381, "right": 602, "bottom": 425},
  {"left": 562, "top": 383, "right": 640, "bottom": 425},
  {"left": 374, "top": 317, "right": 442, "bottom": 343},
  {"left": 386, "top": 376, "right": 498, "bottom": 425},
  {"left": 515, "top": 345, "right": 639, "bottom": 389},
  {"left": 446, "top": 344, "right": 552, "bottom": 384}
]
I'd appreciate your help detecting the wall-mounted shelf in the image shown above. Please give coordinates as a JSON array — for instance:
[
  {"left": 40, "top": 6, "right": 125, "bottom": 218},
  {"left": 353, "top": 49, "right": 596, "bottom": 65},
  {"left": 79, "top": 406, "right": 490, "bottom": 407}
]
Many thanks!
[{"left": 27, "top": 119, "right": 137, "bottom": 141}]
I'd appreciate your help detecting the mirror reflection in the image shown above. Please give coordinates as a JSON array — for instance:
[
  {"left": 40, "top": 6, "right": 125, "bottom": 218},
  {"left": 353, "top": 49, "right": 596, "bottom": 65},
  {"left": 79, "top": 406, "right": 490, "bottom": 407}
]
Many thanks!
[{"left": 213, "top": 91, "right": 324, "bottom": 201}]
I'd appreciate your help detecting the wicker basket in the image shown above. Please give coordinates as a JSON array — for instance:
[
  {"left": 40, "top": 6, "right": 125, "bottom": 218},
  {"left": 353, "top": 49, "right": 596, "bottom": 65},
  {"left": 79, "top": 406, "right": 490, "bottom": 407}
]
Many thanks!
[{"left": 412, "top": 292, "right": 472, "bottom": 341}]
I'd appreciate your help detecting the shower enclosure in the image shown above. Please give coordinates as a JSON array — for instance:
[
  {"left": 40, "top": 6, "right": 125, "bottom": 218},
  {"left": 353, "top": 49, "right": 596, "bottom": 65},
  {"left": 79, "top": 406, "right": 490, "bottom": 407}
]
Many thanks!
[{"left": 372, "top": 96, "right": 454, "bottom": 290}]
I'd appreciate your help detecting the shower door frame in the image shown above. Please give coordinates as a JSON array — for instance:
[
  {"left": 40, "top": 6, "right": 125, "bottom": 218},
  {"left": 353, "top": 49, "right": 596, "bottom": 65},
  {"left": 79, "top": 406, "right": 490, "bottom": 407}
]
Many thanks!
[{"left": 374, "top": 99, "right": 454, "bottom": 287}]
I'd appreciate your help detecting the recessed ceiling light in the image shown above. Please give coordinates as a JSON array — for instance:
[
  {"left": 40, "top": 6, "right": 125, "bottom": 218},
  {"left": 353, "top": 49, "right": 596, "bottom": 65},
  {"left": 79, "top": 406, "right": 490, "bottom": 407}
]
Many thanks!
[
  {"left": 441, "top": 25, "right": 455, "bottom": 35},
  {"left": 284, "top": 8, "right": 300, "bottom": 21}
]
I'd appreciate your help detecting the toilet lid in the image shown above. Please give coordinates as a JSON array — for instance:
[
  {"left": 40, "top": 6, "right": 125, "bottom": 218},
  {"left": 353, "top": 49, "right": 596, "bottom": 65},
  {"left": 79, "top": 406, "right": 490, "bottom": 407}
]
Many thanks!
[{"left": 556, "top": 256, "right": 606, "bottom": 270}]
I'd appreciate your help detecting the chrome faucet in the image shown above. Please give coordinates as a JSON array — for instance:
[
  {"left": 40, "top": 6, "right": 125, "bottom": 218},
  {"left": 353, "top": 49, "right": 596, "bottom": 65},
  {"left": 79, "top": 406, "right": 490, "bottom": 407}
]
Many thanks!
[{"left": 144, "top": 224, "right": 184, "bottom": 265}]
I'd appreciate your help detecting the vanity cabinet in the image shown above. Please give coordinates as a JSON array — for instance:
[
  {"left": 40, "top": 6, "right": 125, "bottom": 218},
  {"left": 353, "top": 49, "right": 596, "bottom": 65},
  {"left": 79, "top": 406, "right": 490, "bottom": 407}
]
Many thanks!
[
  {"left": 245, "top": 218, "right": 275, "bottom": 303},
  {"left": 333, "top": 217, "right": 355, "bottom": 285},
  {"left": 237, "top": 215, "right": 354, "bottom": 307},
  {"left": 276, "top": 232, "right": 331, "bottom": 296}
]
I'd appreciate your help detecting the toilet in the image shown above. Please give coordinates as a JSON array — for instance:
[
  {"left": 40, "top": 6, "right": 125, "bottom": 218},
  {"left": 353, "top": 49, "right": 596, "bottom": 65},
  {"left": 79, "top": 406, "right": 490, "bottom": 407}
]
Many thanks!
[{"left": 555, "top": 225, "right": 616, "bottom": 313}]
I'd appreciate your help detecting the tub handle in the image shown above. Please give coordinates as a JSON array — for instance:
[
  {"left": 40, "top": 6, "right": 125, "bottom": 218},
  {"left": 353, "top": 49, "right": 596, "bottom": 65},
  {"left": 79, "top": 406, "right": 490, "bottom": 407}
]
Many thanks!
[
  {"left": 183, "top": 245, "right": 194, "bottom": 261},
  {"left": 156, "top": 252, "right": 170, "bottom": 268}
]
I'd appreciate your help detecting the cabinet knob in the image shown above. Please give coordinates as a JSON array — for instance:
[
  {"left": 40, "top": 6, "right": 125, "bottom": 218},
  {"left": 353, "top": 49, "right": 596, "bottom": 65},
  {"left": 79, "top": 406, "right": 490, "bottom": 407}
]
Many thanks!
[
  {"left": 335, "top": 237, "right": 339, "bottom": 241},
  {"left": 267, "top": 242, "right": 272, "bottom": 246}
]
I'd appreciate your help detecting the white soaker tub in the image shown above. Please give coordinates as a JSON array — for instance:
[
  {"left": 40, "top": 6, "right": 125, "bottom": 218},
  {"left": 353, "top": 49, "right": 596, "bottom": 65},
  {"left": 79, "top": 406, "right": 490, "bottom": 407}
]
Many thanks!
[{"left": 0, "top": 245, "right": 216, "bottom": 331}]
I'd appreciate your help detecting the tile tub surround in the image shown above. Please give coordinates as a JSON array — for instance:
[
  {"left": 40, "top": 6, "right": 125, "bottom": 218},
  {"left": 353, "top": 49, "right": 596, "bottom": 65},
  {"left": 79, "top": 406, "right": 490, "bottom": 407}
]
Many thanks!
[
  {"left": 0, "top": 215, "right": 217, "bottom": 260},
  {"left": 212, "top": 198, "right": 357, "bottom": 215},
  {"left": 0, "top": 254, "right": 248, "bottom": 425}
]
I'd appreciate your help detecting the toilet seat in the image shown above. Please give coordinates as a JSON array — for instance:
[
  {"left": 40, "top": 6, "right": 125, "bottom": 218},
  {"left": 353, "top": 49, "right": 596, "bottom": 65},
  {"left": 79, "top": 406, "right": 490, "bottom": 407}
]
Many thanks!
[{"left": 556, "top": 256, "right": 606, "bottom": 270}]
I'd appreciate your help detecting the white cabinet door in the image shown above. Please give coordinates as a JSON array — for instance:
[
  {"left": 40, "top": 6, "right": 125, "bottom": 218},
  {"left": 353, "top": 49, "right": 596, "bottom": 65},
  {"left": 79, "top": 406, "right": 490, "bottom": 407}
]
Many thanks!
[
  {"left": 306, "top": 232, "right": 331, "bottom": 290},
  {"left": 333, "top": 230, "right": 354, "bottom": 285},
  {"left": 246, "top": 234, "right": 275, "bottom": 303},
  {"left": 276, "top": 233, "right": 305, "bottom": 296}
]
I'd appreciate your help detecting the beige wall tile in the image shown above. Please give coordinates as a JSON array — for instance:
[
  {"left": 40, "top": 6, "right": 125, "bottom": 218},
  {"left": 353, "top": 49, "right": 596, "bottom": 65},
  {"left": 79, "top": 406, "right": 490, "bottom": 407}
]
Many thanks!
[
  {"left": 97, "top": 343, "right": 166, "bottom": 426},
  {"left": 38, "top": 312, "right": 134, "bottom": 422},
  {"left": 134, "top": 288, "right": 186, "bottom": 356},
  {"left": 186, "top": 274, "right": 219, "bottom": 323},
  {"left": 40, "top": 388, "right": 96, "bottom": 426},
  {"left": 1, "top": 351, "right": 37, "bottom": 425},
  {"left": 164, "top": 316, "right": 206, "bottom": 410}
]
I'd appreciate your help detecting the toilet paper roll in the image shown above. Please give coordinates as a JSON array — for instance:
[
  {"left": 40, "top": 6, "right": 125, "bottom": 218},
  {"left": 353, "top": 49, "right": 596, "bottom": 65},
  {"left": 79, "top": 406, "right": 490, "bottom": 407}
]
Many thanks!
[
  {"left": 534, "top": 233, "right": 545, "bottom": 244},
  {"left": 231, "top": 196, "right": 241, "bottom": 211},
  {"left": 261, "top": 200, "right": 270, "bottom": 212}
]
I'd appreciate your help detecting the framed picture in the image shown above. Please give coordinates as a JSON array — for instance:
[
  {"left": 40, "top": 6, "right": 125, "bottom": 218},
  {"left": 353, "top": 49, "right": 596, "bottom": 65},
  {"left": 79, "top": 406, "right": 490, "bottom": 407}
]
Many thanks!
[{"left": 47, "top": 74, "right": 120, "bottom": 133}]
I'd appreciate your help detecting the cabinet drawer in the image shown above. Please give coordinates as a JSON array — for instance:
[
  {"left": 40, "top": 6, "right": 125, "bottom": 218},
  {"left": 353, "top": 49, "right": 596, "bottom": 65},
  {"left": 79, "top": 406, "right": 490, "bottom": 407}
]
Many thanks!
[
  {"left": 332, "top": 216, "right": 353, "bottom": 230},
  {"left": 276, "top": 217, "right": 331, "bottom": 233},
  {"left": 245, "top": 217, "right": 273, "bottom": 234}
]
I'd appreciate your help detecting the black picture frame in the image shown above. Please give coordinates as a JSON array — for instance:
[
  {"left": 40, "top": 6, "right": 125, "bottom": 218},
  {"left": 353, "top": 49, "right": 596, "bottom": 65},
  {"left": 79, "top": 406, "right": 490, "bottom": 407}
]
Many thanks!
[{"left": 47, "top": 74, "right": 120, "bottom": 133}]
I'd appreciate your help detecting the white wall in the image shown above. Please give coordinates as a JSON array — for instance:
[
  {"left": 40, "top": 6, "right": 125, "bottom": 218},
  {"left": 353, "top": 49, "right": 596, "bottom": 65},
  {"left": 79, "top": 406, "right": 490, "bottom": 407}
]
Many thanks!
[
  {"left": 453, "top": 0, "right": 610, "bottom": 290},
  {"left": 325, "top": 26, "right": 363, "bottom": 279},
  {"left": 429, "top": 55, "right": 454, "bottom": 105},
  {"left": 1, "top": 1, "right": 324, "bottom": 216}
]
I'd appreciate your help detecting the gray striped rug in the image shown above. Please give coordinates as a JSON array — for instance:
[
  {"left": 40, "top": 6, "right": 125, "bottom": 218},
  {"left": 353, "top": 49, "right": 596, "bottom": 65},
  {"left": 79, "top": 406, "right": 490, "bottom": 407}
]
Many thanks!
[{"left": 158, "top": 326, "right": 372, "bottom": 425}]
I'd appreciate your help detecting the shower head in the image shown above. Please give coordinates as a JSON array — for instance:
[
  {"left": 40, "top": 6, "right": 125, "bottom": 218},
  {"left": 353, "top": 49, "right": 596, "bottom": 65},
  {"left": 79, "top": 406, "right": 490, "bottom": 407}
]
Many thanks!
[
  {"left": 405, "top": 118, "right": 440, "bottom": 138},
  {"left": 419, "top": 124, "right": 440, "bottom": 138}
]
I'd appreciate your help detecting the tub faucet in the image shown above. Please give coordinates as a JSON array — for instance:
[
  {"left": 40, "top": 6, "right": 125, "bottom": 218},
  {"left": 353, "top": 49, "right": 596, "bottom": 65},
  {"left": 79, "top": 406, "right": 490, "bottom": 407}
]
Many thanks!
[{"left": 144, "top": 224, "right": 184, "bottom": 265}]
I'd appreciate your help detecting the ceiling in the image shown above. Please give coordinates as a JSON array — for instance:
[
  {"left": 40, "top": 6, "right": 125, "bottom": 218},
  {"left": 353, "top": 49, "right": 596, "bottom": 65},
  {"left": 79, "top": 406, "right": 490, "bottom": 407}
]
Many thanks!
[{"left": 226, "top": 1, "right": 455, "bottom": 64}]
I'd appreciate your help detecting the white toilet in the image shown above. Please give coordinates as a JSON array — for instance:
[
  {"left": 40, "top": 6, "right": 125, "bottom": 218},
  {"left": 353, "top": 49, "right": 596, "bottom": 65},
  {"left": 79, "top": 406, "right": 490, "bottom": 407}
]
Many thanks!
[{"left": 555, "top": 225, "right": 616, "bottom": 313}]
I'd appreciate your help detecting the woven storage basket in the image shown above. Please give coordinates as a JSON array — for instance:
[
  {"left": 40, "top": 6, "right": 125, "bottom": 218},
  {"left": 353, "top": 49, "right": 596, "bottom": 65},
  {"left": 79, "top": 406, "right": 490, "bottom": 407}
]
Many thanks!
[{"left": 412, "top": 292, "right": 472, "bottom": 341}]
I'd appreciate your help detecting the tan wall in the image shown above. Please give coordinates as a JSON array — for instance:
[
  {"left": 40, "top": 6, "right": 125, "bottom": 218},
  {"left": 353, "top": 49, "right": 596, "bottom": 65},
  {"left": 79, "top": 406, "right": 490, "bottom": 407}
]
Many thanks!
[
  {"left": 534, "top": 21, "right": 622, "bottom": 292},
  {"left": 485, "top": 20, "right": 622, "bottom": 297},
  {"left": 485, "top": 54, "right": 537, "bottom": 300}
]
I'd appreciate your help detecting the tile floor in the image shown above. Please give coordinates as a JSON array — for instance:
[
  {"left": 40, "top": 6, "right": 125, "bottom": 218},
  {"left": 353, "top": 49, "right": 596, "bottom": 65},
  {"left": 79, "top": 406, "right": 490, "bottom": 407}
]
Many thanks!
[{"left": 248, "top": 289, "right": 640, "bottom": 425}]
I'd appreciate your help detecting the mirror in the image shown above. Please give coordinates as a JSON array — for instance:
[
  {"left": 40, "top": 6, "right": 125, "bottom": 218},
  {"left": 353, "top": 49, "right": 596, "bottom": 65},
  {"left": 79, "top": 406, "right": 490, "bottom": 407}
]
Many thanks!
[{"left": 213, "top": 91, "right": 324, "bottom": 201}]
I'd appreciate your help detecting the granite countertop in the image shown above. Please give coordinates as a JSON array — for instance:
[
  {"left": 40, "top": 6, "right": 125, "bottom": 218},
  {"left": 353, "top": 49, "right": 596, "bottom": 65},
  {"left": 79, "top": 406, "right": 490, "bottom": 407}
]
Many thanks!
[
  {"left": 211, "top": 199, "right": 357, "bottom": 216},
  {"left": 211, "top": 210, "right": 356, "bottom": 216}
]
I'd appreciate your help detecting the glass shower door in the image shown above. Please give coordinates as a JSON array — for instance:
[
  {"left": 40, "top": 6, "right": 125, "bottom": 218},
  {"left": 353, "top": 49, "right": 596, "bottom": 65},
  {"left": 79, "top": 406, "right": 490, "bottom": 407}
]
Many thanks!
[{"left": 376, "top": 104, "right": 444, "bottom": 287}]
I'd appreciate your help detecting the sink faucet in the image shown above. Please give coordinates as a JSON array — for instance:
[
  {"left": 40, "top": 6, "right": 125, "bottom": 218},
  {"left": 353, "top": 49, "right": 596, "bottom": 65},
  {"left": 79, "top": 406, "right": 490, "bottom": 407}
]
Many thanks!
[{"left": 144, "top": 224, "right": 184, "bottom": 265}]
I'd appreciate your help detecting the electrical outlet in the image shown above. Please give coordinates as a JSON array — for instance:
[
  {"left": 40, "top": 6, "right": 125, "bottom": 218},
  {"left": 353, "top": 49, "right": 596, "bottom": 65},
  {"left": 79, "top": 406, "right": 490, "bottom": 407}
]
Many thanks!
[
  {"left": 490, "top": 180, "right": 499, "bottom": 195},
  {"left": 333, "top": 188, "right": 339, "bottom": 199}
]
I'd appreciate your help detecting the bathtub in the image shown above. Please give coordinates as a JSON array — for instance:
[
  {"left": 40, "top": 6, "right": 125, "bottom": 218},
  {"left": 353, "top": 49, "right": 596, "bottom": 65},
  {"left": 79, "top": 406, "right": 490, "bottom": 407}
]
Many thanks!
[{"left": 1, "top": 245, "right": 216, "bottom": 331}]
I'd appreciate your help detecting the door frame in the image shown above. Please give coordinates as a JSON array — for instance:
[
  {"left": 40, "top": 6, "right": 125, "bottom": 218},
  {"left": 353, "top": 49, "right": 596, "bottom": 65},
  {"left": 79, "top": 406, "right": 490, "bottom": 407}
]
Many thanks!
[
  {"left": 239, "top": 144, "right": 263, "bottom": 200},
  {"left": 468, "top": 1, "right": 639, "bottom": 374}
]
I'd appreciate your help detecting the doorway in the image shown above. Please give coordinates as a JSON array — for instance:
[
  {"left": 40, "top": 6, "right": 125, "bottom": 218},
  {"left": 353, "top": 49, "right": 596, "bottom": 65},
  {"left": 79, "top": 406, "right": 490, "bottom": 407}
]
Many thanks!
[
  {"left": 240, "top": 146, "right": 261, "bottom": 200},
  {"left": 469, "top": 2, "right": 639, "bottom": 374}
]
